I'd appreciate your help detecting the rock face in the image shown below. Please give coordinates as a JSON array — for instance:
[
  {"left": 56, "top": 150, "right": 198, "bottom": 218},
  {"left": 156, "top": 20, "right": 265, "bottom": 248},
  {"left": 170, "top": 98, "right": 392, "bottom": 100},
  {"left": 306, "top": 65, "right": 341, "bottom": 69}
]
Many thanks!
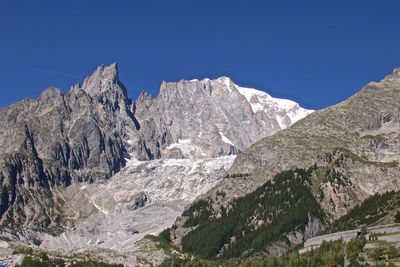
[
  {"left": 0, "top": 63, "right": 311, "bottom": 233},
  {"left": 0, "top": 63, "right": 144, "bottom": 229},
  {"left": 135, "top": 77, "right": 312, "bottom": 159},
  {"left": 172, "top": 68, "right": 400, "bottom": 257}
]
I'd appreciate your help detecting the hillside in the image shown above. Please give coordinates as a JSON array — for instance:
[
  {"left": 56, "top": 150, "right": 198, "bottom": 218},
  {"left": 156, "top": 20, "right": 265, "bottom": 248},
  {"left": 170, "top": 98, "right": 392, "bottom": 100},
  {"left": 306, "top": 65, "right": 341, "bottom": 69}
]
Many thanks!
[{"left": 171, "top": 68, "right": 400, "bottom": 259}]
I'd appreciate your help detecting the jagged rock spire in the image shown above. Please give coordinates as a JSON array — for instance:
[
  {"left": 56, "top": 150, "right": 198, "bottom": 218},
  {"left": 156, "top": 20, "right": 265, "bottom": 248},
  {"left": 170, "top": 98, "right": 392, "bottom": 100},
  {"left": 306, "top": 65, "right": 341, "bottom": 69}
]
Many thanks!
[{"left": 81, "top": 62, "right": 125, "bottom": 98}]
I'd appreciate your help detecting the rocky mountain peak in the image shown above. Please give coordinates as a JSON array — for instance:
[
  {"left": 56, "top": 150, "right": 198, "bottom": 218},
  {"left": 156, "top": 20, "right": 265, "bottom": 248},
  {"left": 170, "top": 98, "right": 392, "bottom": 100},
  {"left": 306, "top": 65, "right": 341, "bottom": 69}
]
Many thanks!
[
  {"left": 206, "top": 77, "right": 235, "bottom": 97},
  {"left": 38, "top": 87, "right": 61, "bottom": 102},
  {"left": 159, "top": 80, "right": 168, "bottom": 94},
  {"left": 213, "top": 76, "right": 232, "bottom": 87},
  {"left": 81, "top": 62, "right": 125, "bottom": 98},
  {"left": 137, "top": 91, "right": 152, "bottom": 102},
  {"left": 383, "top": 67, "right": 400, "bottom": 83},
  {"left": 134, "top": 75, "right": 312, "bottom": 159},
  {"left": 157, "top": 76, "right": 234, "bottom": 98}
]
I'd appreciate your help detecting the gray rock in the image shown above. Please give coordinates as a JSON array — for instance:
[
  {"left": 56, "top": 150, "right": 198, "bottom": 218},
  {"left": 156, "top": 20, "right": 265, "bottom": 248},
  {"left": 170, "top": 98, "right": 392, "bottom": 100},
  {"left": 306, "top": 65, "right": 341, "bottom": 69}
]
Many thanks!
[
  {"left": 0, "top": 63, "right": 145, "bottom": 230},
  {"left": 0, "top": 63, "right": 311, "bottom": 237},
  {"left": 135, "top": 77, "right": 312, "bottom": 159}
]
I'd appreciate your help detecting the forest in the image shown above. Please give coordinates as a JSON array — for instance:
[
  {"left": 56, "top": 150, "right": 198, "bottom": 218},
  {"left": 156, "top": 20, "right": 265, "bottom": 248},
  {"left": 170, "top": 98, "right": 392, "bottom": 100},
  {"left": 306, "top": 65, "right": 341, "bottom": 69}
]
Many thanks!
[{"left": 180, "top": 166, "right": 325, "bottom": 259}]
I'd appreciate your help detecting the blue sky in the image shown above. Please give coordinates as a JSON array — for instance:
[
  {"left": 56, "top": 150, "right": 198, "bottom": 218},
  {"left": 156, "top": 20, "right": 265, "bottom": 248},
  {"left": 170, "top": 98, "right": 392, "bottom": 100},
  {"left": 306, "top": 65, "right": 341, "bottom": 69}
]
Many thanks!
[{"left": 1, "top": 1, "right": 400, "bottom": 109}]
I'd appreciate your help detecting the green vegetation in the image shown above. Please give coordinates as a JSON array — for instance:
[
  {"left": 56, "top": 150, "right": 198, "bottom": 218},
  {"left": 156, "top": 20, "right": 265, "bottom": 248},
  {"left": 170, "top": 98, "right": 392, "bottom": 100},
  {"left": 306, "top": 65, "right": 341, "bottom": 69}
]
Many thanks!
[
  {"left": 216, "top": 190, "right": 226, "bottom": 198},
  {"left": 146, "top": 229, "right": 176, "bottom": 254},
  {"left": 323, "top": 168, "right": 351, "bottom": 188},
  {"left": 337, "top": 147, "right": 398, "bottom": 168},
  {"left": 182, "top": 198, "right": 214, "bottom": 228},
  {"left": 240, "top": 237, "right": 367, "bottom": 267},
  {"left": 327, "top": 190, "right": 400, "bottom": 233},
  {"left": 395, "top": 211, "right": 400, "bottom": 223},
  {"left": 11, "top": 245, "right": 124, "bottom": 267},
  {"left": 158, "top": 256, "right": 219, "bottom": 267},
  {"left": 225, "top": 173, "right": 251, "bottom": 179},
  {"left": 158, "top": 228, "right": 172, "bottom": 243},
  {"left": 172, "top": 188, "right": 400, "bottom": 265},
  {"left": 368, "top": 244, "right": 400, "bottom": 262},
  {"left": 15, "top": 255, "right": 123, "bottom": 267},
  {"left": 158, "top": 237, "right": 399, "bottom": 266},
  {"left": 325, "top": 148, "right": 398, "bottom": 169},
  {"left": 181, "top": 167, "right": 325, "bottom": 259}
]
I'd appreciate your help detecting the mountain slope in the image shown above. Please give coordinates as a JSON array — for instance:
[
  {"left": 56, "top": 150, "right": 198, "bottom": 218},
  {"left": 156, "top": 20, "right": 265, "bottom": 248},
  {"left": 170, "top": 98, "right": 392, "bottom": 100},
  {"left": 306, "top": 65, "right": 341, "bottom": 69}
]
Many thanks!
[
  {"left": 181, "top": 167, "right": 325, "bottom": 259},
  {"left": 227, "top": 68, "right": 400, "bottom": 217},
  {"left": 172, "top": 68, "right": 400, "bottom": 258}
]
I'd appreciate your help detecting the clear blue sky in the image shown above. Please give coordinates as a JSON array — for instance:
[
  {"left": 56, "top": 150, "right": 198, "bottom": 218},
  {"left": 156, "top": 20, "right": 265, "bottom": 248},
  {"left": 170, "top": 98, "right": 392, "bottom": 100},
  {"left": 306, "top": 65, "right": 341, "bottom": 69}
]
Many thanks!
[{"left": 1, "top": 0, "right": 400, "bottom": 110}]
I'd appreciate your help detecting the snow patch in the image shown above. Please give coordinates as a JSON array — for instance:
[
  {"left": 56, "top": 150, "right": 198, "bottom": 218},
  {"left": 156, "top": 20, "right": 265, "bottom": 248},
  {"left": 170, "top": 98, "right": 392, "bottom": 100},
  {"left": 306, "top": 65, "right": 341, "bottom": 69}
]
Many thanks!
[
  {"left": 223, "top": 77, "right": 230, "bottom": 88},
  {"left": 236, "top": 85, "right": 313, "bottom": 127},
  {"left": 287, "top": 107, "right": 313, "bottom": 124},
  {"left": 275, "top": 115, "right": 285, "bottom": 129},
  {"left": 89, "top": 197, "right": 110, "bottom": 216},
  {"left": 166, "top": 139, "right": 204, "bottom": 158},
  {"left": 166, "top": 139, "right": 191, "bottom": 149},
  {"left": 178, "top": 139, "right": 191, "bottom": 144},
  {"left": 236, "top": 86, "right": 269, "bottom": 103},
  {"left": 217, "top": 77, "right": 233, "bottom": 92},
  {"left": 219, "top": 131, "right": 234, "bottom": 146}
]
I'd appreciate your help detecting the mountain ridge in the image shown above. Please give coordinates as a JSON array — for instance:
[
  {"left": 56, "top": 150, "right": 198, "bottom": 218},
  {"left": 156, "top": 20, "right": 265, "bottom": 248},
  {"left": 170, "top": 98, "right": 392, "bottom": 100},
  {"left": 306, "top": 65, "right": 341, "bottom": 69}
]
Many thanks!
[
  {"left": 135, "top": 75, "right": 312, "bottom": 159},
  {"left": 0, "top": 63, "right": 311, "bottom": 233}
]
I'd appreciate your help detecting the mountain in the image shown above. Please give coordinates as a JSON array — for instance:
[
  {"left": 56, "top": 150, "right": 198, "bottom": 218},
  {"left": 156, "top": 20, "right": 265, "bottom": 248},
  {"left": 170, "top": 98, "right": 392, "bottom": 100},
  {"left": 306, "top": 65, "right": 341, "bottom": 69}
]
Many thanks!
[
  {"left": 171, "top": 68, "right": 400, "bottom": 259},
  {"left": 135, "top": 76, "right": 312, "bottom": 159},
  {"left": 0, "top": 63, "right": 143, "bottom": 230},
  {"left": 0, "top": 62, "right": 311, "bottom": 259}
]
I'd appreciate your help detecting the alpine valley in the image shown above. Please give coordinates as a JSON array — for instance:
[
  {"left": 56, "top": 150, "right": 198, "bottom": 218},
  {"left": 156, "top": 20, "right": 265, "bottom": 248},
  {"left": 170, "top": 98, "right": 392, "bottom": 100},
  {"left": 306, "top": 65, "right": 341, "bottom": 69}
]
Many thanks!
[
  {"left": 0, "top": 64, "right": 400, "bottom": 266},
  {"left": 0, "top": 63, "right": 312, "bottom": 266}
]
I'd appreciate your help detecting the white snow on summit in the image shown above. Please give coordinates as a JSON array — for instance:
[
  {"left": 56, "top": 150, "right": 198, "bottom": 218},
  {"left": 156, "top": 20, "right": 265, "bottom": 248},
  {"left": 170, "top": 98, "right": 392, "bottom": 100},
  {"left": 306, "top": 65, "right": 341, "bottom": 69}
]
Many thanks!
[
  {"left": 235, "top": 84, "right": 313, "bottom": 128},
  {"left": 216, "top": 76, "right": 233, "bottom": 92}
]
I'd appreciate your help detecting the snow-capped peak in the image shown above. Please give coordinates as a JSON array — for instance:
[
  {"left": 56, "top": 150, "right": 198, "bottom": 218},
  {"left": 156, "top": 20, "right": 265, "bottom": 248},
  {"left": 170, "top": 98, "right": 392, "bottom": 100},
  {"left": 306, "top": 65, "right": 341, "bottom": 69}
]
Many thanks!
[
  {"left": 214, "top": 76, "right": 233, "bottom": 92},
  {"left": 234, "top": 84, "right": 313, "bottom": 128}
]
